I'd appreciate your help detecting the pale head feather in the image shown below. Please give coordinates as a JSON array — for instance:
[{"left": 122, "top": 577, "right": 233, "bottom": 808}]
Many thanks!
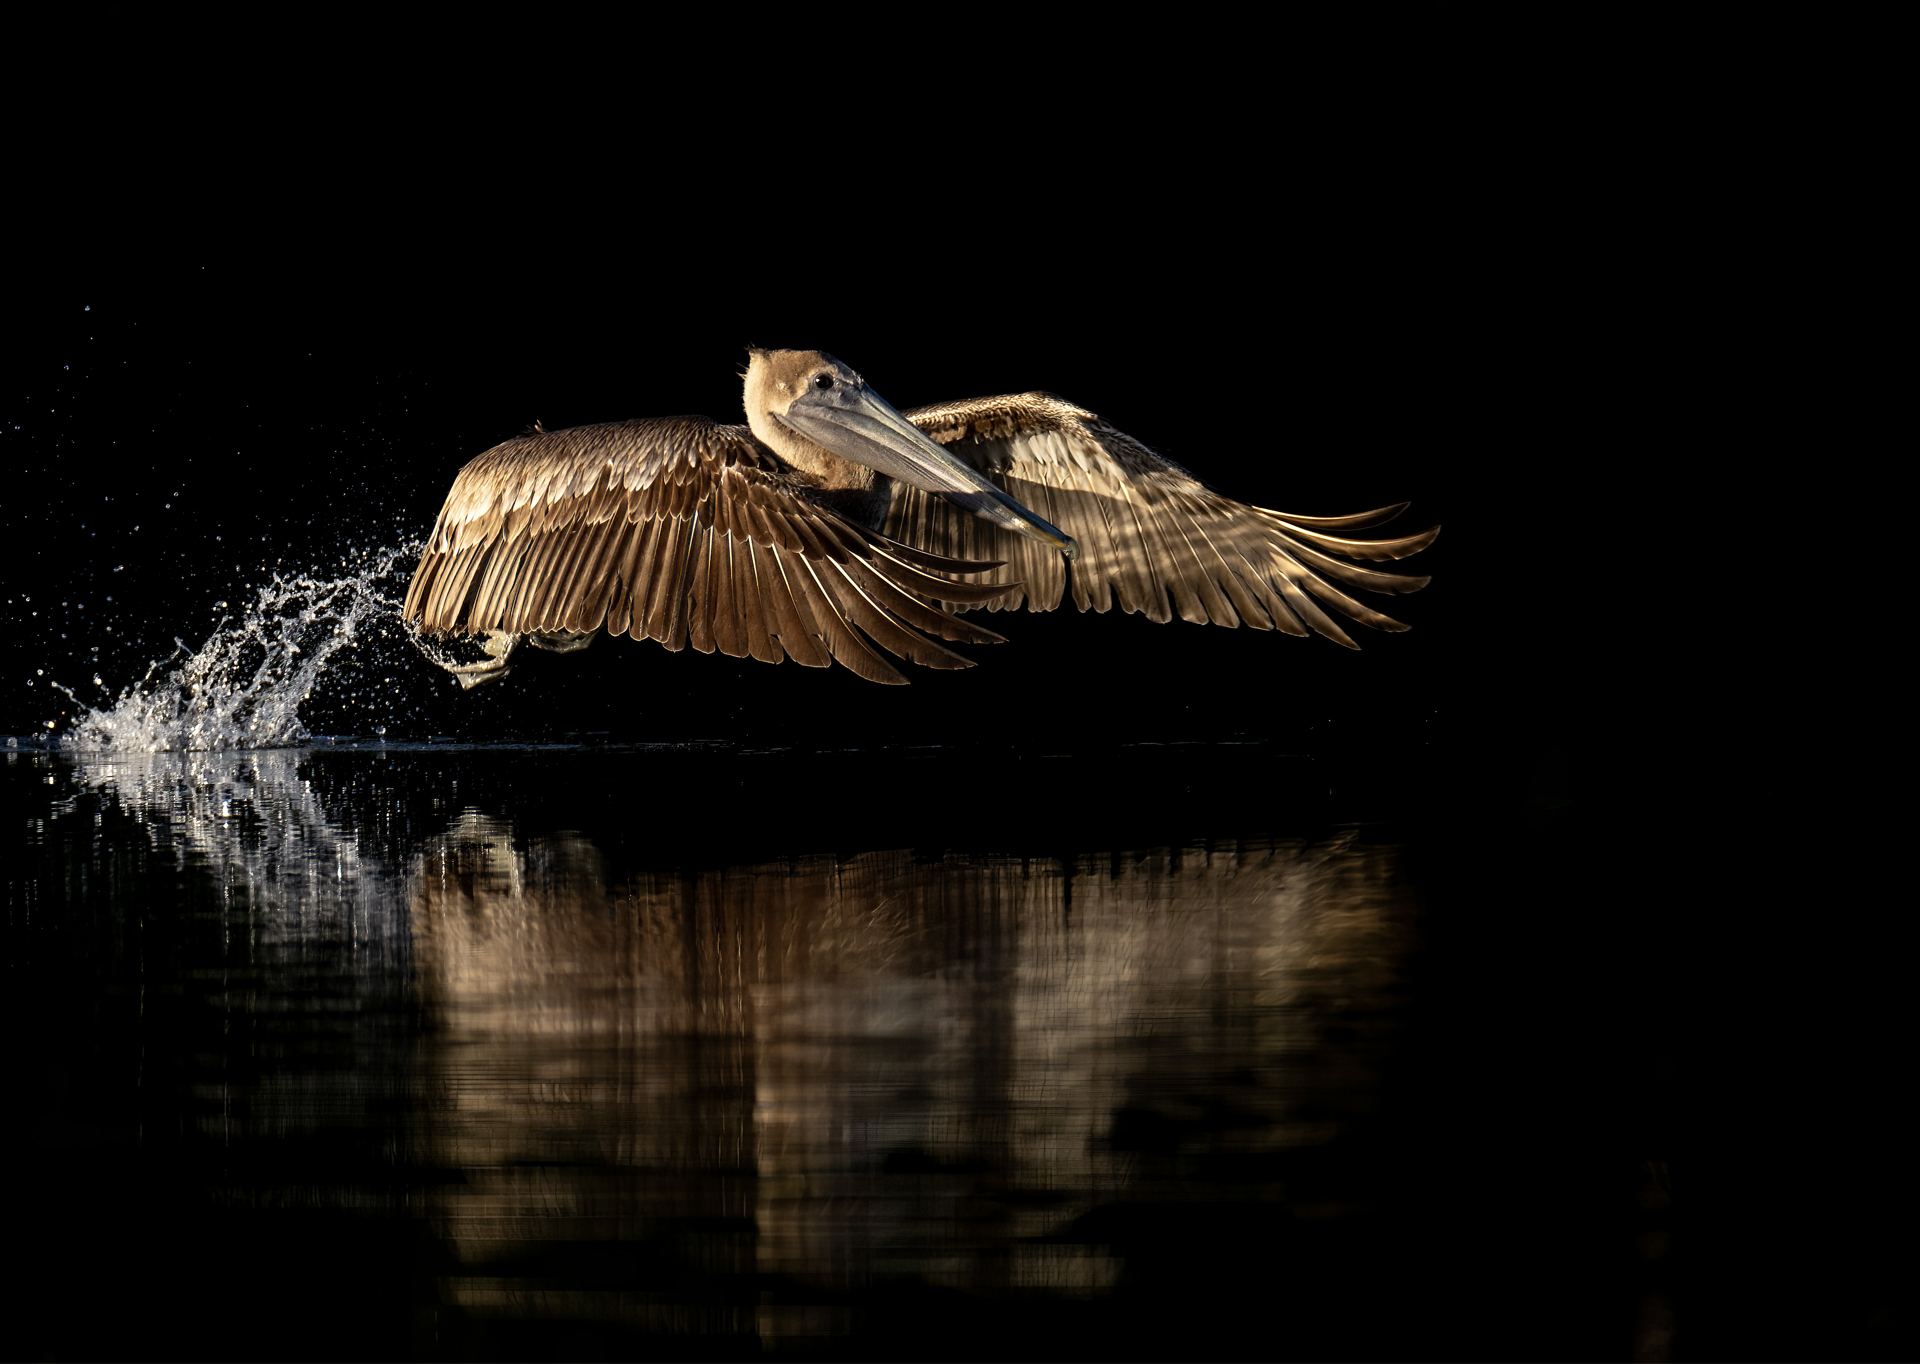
[{"left": 743, "top": 348, "right": 858, "bottom": 469}]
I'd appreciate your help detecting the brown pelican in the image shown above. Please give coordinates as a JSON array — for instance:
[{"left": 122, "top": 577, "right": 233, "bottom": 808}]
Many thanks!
[{"left": 404, "top": 349, "right": 1438, "bottom": 687}]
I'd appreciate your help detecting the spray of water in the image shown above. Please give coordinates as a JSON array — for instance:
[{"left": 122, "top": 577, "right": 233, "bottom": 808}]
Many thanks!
[{"left": 60, "top": 541, "right": 429, "bottom": 752}]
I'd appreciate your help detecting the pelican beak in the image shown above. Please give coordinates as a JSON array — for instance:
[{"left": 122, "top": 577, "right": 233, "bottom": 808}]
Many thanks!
[{"left": 779, "top": 380, "right": 1080, "bottom": 561}]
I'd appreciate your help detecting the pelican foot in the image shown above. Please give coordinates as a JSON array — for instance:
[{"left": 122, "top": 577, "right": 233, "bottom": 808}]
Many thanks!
[
  {"left": 443, "top": 632, "right": 523, "bottom": 689},
  {"left": 450, "top": 660, "right": 514, "bottom": 690},
  {"left": 527, "top": 630, "right": 596, "bottom": 655}
]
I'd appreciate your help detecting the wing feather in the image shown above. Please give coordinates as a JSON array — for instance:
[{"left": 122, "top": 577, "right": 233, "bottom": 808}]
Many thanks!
[
  {"left": 836, "top": 557, "right": 1008, "bottom": 651},
  {"left": 765, "top": 545, "right": 835, "bottom": 668},
  {"left": 642, "top": 512, "right": 693, "bottom": 649},
  {"left": 404, "top": 417, "right": 1017, "bottom": 680},
  {"left": 740, "top": 539, "right": 784, "bottom": 665},
  {"left": 888, "top": 392, "right": 1438, "bottom": 644},
  {"left": 794, "top": 557, "right": 908, "bottom": 684},
  {"left": 710, "top": 533, "right": 746, "bottom": 659},
  {"left": 686, "top": 519, "right": 718, "bottom": 655}
]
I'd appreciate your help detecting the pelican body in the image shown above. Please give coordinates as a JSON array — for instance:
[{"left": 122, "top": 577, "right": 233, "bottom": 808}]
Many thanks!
[{"left": 404, "top": 349, "right": 1437, "bottom": 686}]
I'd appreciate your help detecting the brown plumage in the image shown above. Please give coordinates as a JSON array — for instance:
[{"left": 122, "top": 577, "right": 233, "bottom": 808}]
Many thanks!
[
  {"left": 891, "top": 391, "right": 1438, "bottom": 648},
  {"left": 403, "top": 350, "right": 1438, "bottom": 686}
]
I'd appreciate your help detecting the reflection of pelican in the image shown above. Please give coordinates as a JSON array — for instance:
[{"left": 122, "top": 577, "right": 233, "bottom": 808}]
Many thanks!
[{"left": 404, "top": 349, "right": 1438, "bottom": 686}]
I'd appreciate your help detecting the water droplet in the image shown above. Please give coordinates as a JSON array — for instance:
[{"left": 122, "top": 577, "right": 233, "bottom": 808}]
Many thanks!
[{"left": 57, "top": 541, "right": 422, "bottom": 753}]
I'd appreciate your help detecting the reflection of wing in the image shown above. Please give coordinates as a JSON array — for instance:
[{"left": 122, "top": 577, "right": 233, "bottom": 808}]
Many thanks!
[
  {"left": 888, "top": 393, "right": 1439, "bottom": 648},
  {"left": 403, "top": 418, "right": 1014, "bottom": 684}
]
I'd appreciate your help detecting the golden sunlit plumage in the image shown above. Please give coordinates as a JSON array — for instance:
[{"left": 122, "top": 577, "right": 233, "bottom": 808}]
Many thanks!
[
  {"left": 892, "top": 391, "right": 1437, "bottom": 646},
  {"left": 403, "top": 349, "right": 1438, "bottom": 686}
]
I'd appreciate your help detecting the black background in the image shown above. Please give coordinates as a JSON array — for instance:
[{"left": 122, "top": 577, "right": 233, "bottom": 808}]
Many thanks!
[{"left": 13, "top": 19, "right": 1876, "bottom": 1360}]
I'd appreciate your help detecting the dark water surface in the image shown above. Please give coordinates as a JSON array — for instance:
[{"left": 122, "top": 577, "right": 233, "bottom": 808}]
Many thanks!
[{"left": 6, "top": 741, "right": 1660, "bottom": 1360}]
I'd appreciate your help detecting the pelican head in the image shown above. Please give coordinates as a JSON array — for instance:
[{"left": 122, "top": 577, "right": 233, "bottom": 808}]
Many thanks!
[{"left": 745, "top": 348, "right": 1078, "bottom": 559}]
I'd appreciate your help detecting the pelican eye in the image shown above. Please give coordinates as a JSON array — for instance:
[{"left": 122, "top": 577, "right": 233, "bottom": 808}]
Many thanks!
[{"left": 813, "top": 374, "right": 834, "bottom": 389}]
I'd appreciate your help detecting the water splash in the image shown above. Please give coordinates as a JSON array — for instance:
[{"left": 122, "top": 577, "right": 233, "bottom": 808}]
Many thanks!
[{"left": 60, "top": 542, "right": 424, "bottom": 752}]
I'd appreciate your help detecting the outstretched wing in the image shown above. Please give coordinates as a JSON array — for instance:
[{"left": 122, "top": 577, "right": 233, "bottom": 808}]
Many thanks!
[
  {"left": 885, "top": 393, "right": 1438, "bottom": 648},
  {"left": 404, "top": 417, "right": 1016, "bottom": 684}
]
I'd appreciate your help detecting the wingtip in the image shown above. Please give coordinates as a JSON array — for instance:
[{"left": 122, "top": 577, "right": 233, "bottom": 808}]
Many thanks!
[{"left": 1256, "top": 501, "right": 1412, "bottom": 532}]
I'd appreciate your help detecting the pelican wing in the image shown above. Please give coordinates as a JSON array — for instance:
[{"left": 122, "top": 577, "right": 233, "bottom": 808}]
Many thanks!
[
  {"left": 404, "top": 418, "right": 1017, "bottom": 684},
  {"left": 886, "top": 393, "right": 1438, "bottom": 648}
]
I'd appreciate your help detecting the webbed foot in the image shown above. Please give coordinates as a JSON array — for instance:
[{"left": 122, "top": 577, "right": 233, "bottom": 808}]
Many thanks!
[
  {"left": 445, "top": 632, "right": 523, "bottom": 689},
  {"left": 527, "top": 630, "right": 596, "bottom": 655}
]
